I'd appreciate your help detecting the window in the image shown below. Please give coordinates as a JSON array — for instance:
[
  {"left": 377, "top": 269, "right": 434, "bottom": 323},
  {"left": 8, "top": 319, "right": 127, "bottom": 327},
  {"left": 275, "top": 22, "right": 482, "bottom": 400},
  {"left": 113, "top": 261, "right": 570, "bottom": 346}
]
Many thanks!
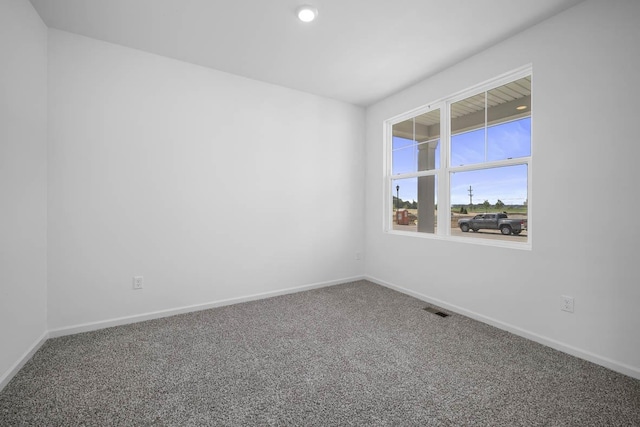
[
  {"left": 390, "top": 109, "right": 440, "bottom": 234},
  {"left": 385, "top": 67, "right": 532, "bottom": 248}
]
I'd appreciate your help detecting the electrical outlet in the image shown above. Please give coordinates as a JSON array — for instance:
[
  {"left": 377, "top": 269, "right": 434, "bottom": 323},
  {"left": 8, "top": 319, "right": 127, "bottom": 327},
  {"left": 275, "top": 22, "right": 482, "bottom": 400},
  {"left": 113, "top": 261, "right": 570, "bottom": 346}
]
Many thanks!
[
  {"left": 133, "top": 276, "right": 144, "bottom": 290},
  {"left": 561, "top": 295, "right": 574, "bottom": 313}
]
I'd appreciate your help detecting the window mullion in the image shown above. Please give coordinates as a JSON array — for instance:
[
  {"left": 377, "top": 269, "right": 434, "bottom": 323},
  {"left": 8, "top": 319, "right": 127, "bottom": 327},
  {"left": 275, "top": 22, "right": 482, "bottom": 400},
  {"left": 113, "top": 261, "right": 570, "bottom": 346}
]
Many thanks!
[
  {"left": 484, "top": 91, "right": 488, "bottom": 163},
  {"left": 440, "top": 101, "right": 451, "bottom": 236}
]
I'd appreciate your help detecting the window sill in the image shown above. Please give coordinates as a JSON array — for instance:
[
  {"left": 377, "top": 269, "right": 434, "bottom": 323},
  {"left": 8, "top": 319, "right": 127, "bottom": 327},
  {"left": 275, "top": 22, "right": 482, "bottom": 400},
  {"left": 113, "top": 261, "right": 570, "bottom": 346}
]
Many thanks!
[{"left": 384, "top": 228, "right": 532, "bottom": 251}]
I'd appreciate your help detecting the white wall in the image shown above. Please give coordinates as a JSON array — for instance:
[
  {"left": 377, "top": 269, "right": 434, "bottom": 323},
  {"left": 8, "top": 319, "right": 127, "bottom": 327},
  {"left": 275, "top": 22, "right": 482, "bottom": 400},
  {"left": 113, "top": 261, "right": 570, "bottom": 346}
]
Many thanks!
[
  {"left": 4, "top": 0, "right": 636, "bottom": 388},
  {"left": 364, "top": 0, "right": 640, "bottom": 378},
  {"left": 0, "top": 0, "right": 48, "bottom": 385},
  {"left": 47, "top": 30, "right": 365, "bottom": 330}
]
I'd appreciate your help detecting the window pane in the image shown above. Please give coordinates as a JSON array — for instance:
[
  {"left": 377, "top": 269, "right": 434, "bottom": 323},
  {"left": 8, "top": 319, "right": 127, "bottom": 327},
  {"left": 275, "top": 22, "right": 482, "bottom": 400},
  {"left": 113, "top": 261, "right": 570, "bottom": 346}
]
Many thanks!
[
  {"left": 451, "top": 128, "right": 484, "bottom": 166},
  {"left": 392, "top": 143, "right": 417, "bottom": 175},
  {"left": 417, "top": 140, "right": 440, "bottom": 171},
  {"left": 487, "top": 117, "right": 531, "bottom": 161},
  {"left": 392, "top": 118, "right": 415, "bottom": 143},
  {"left": 392, "top": 135, "right": 414, "bottom": 151},
  {"left": 451, "top": 93, "right": 486, "bottom": 166},
  {"left": 450, "top": 77, "right": 531, "bottom": 166},
  {"left": 392, "top": 176, "right": 437, "bottom": 234},
  {"left": 450, "top": 165, "right": 528, "bottom": 242},
  {"left": 487, "top": 76, "right": 531, "bottom": 123},
  {"left": 392, "top": 110, "right": 440, "bottom": 174},
  {"left": 451, "top": 93, "right": 485, "bottom": 134},
  {"left": 415, "top": 109, "right": 440, "bottom": 172},
  {"left": 486, "top": 76, "right": 531, "bottom": 161}
]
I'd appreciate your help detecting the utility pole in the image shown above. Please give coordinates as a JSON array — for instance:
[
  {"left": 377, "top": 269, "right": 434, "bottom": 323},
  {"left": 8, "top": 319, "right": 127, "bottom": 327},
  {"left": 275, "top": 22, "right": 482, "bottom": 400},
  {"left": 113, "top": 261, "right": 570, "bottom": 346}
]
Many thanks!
[{"left": 468, "top": 185, "right": 473, "bottom": 207}]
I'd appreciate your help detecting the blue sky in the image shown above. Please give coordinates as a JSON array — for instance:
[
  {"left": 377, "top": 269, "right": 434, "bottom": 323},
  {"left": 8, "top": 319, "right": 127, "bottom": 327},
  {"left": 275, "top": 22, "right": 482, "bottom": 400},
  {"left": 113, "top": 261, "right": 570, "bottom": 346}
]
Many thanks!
[{"left": 392, "top": 118, "right": 530, "bottom": 206}]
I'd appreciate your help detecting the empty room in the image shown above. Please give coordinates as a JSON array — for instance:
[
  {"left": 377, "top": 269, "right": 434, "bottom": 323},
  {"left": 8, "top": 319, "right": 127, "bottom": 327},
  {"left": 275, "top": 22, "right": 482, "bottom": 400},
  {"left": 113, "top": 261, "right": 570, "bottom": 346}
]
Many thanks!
[{"left": 1, "top": 0, "right": 639, "bottom": 425}]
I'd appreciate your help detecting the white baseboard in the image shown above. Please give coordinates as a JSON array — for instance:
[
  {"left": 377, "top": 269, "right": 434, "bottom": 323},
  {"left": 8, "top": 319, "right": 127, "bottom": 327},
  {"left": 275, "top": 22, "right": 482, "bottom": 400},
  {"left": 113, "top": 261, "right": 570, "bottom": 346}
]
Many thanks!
[
  {"left": 365, "top": 275, "right": 640, "bottom": 381},
  {"left": 0, "top": 331, "right": 49, "bottom": 392},
  {"left": 48, "top": 275, "right": 365, "bottom": 338},
  {"left": 3, "top": 276, "right": 365, "bottom": 392}
]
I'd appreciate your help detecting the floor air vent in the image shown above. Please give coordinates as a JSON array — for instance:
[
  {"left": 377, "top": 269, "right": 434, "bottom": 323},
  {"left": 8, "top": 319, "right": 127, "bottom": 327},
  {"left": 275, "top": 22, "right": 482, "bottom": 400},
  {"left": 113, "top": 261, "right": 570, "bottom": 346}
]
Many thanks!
[{"left": 423, "top": 306, "right": 450, "bottom": 317}]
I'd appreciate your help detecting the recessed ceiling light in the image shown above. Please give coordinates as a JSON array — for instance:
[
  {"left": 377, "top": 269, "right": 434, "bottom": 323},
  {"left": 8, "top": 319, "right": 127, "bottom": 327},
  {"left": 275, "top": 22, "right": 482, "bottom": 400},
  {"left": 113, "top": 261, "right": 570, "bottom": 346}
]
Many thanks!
[
  {"left": 516, "top": 105, "right": 527, "bottom": 110},
  {"left": 297, "top": 5, "right": 318, "bottom": 22}
]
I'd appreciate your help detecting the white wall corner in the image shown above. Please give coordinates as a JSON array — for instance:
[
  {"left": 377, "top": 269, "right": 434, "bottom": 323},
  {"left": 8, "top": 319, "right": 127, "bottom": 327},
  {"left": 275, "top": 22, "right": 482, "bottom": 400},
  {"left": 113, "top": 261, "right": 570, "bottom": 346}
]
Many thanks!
[{"left": 0, "top": 332, "right": 49, "bottom": 392}]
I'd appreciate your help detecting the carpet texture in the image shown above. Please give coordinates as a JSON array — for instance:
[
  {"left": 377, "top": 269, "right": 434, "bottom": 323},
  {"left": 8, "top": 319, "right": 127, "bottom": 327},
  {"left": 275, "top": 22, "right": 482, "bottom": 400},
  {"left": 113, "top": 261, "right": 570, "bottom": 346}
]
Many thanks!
[{"left": 1, "top": 280, "right": 639, "bottom": 426}]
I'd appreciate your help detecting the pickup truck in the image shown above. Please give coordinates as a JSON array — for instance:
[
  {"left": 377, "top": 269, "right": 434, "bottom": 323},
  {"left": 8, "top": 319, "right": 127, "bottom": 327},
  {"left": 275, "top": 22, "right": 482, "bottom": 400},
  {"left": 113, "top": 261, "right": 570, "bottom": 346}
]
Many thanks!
[{"left": 458, "top": 213, "right": 527, "bottom": 235}]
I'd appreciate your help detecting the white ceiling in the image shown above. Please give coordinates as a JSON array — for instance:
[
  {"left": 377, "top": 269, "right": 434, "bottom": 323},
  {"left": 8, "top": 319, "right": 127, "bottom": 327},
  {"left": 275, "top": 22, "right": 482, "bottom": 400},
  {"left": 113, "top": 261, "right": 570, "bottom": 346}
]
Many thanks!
[{"left": 29, "top": 0, "right": 584, "bottom": 106}]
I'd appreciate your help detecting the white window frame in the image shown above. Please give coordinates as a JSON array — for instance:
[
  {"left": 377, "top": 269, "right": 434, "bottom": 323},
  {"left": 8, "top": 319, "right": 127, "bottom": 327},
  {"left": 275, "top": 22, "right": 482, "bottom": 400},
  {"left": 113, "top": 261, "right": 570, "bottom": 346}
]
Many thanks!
[{"left": 383, "top": 65, "right": 532, "bottom": 250}]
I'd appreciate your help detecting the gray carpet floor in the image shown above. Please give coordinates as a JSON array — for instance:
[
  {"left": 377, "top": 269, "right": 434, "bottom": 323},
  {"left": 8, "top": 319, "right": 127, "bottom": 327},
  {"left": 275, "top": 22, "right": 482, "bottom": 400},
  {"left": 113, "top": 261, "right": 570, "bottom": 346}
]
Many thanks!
[{"left": 1, "top": 280, "right": 639, "bottom": 426}]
